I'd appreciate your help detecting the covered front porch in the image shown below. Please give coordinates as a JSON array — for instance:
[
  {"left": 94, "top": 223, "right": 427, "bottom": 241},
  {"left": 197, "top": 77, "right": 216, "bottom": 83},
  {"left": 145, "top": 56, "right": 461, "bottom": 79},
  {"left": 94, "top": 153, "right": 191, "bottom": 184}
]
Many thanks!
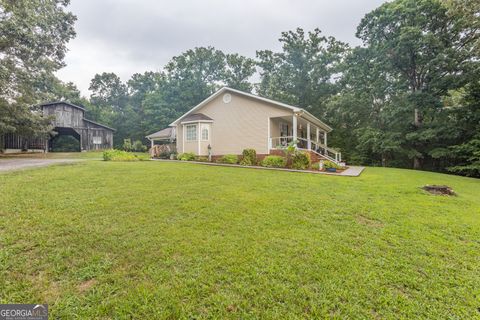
[{"left": 269, "top": 113, "right": 342, "bottom": 163}]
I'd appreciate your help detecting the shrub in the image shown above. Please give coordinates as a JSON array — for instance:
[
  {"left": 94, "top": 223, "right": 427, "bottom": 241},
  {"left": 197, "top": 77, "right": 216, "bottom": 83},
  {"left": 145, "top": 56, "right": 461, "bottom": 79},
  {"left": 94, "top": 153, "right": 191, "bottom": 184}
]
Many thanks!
[
  {"left": 196, "top": 156, "right": 209, "bottom": 162},
  {"left": 132, "top": 140, "right": 147, "bottom": 152},
  {"left": 218, "top": 154, "right": 239, "bottom": 164},
  {"left": 103, "top": 150, "right": 144, "bottom": 161},
  {"left": 122, "top": 139, "right": 133, "bottom": 151},
  {"left": 240, "top": 148, "right": 257, "bottom": 166},
  {"left": 311, "top": 162, "right": 320, "bottom": 170},
  {"left": 291, "top": 151, "right": 311, "bottom": 170},
  {"left": 261, "top": 155, "right": 286, "bottom": 168},
  {"left": 323, "top": 160, "right": 342, "bottom": 170},
  {"left": 177, "top": 152, "right": 196, "bottom": 161}
]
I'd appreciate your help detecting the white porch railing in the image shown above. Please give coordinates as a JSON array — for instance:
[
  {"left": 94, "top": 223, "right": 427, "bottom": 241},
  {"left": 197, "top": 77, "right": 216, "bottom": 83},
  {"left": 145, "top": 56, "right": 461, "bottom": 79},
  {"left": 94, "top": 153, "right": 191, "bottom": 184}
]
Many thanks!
[{"left": 269, "top": 136, "right": 342, "bottom": 163}]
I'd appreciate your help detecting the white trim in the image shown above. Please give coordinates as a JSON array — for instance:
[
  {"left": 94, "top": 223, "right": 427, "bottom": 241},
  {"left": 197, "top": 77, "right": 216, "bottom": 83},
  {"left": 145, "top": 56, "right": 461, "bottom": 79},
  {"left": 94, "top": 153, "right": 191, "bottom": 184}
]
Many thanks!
[
  {"left": 169, "top": 87, "right": 333, "bottom": 132},
  {"left": 180, "top": 120, "right": 213, "bottom": 125},
  {"left": 182, "top": 125, "right": 185, "bottom": 153},
  {"left": 267, "top": 117, "right": 271, "bottom": 150},
  {"left": 307, "top": 122, "right": 311, "bottom": 150},
  {"left": 197, "top": 122, "right": 201, "bottom": 155},
  {"left": 292, "top": 114, "right": 298, "bottom": 147}
]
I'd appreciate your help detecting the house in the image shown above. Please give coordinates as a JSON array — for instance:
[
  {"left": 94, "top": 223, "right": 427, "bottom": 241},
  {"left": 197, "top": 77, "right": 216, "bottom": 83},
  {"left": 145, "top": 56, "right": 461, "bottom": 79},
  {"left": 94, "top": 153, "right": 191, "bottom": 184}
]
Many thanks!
[
  {"left": 148, "top": 87, "right": 342, "bottom": 163},
  {"left": 1, "top": 102, "right": 115, "bottom": 153}
]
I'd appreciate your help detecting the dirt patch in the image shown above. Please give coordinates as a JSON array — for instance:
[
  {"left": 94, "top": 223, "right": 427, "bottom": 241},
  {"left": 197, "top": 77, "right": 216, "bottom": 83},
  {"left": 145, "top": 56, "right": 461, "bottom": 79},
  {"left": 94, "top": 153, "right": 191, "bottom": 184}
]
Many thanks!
[
  {"left": 356, "top": 215, "right": 384, "bottom": 228},
  {"left": 78, "top": 279, "right": 97, "bottom": 293},
  {"left": 422, "top": 185, "right": 456, "bottom": 196}
]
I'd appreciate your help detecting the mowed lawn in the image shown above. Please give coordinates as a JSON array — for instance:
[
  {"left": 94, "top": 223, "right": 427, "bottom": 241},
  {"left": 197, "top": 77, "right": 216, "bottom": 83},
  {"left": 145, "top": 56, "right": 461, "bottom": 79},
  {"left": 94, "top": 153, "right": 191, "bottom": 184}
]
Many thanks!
[{"left": 0, "top": 161, "right": 479, "bottom": 319}]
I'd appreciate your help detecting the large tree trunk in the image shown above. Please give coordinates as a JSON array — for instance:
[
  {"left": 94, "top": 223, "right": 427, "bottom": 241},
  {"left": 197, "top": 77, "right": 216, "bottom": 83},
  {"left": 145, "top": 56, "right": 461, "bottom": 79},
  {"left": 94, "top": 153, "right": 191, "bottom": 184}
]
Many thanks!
[{"left": 413, "top": 108, "right": 422, "bottom": 169}]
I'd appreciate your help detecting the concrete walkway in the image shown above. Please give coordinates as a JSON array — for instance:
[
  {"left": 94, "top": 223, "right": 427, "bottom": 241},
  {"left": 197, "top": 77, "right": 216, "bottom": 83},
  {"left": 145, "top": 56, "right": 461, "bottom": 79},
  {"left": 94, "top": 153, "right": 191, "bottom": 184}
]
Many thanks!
[
  {"left": 0, "top": 159, "right": 79, "bottom": 172},
  {"left": 152, "top": 159, "right": 365, "bottom": 177}
]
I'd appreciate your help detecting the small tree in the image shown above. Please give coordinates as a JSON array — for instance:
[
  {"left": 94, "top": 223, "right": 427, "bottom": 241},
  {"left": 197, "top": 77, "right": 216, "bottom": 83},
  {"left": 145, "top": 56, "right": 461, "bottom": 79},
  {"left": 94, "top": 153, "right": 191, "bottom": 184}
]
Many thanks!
[{"left": 122, "top": 139, "right": 133, "bottom": 151}]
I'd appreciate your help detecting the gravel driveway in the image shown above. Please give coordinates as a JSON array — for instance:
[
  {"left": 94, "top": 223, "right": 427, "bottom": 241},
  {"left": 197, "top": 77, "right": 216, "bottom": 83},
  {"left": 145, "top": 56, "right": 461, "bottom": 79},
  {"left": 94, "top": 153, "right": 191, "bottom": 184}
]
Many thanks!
[{"left": 0, "top": 159, "right": 79, "bottom": 172}]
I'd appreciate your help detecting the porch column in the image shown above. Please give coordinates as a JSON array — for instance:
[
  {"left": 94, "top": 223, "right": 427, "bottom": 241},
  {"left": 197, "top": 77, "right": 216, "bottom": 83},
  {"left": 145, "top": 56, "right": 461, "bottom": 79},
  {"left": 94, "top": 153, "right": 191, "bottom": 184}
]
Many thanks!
[
  {"left": 150, "top": 139, "right": 154, "bottom": 149},
  {"left": 316, "top": 127, "right": 319, "bottom": 143},
  {"left": 197, "top": 122, "right": 201, "bottom": 155},
  {"left": 292, "top": 114, "right": 298, "bottom": 147},
  {"left": 307, "top": 122, "right": 311, "bottom": 150},
  {"left": 324, "top": 131, "right": 327, "bottom": 147}
]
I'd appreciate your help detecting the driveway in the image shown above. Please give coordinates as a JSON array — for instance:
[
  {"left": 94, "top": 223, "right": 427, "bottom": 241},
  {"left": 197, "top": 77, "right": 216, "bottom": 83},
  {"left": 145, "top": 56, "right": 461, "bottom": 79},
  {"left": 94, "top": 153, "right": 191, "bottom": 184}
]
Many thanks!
[{"left": 0, "top": 158, "right": 79, "bottom": 172}]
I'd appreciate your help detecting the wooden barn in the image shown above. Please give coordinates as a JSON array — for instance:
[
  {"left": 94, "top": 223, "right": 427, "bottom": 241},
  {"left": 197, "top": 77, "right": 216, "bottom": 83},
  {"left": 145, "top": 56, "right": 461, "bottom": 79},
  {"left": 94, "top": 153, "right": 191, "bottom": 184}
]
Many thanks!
[{"left": 1, "top": 102, "right": 115, "bottom": 153}]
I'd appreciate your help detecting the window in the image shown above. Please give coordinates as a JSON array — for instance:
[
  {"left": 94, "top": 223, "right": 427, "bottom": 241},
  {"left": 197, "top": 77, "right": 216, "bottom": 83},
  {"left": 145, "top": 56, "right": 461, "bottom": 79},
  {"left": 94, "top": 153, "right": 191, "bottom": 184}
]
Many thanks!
[
  {"left": 201, "top": 125, "right": 209, "bottom": 141},
  {"left": 92, "top": 136, "right": 102, "bottom": 145},
  {"left": 186, "top": 124, "right": 197, "bottom": 141}
]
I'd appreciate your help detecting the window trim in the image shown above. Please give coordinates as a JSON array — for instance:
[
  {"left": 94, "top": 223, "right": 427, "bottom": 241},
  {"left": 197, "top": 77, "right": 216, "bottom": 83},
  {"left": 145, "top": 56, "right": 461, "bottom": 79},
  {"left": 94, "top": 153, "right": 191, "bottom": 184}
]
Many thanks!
[{"left": 185, "top": 124, "right": 197, "bottom": 141}]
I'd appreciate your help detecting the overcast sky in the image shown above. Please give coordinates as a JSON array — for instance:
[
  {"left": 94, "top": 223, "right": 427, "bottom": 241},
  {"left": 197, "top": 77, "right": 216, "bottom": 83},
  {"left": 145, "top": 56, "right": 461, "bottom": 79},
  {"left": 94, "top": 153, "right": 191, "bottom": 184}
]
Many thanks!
[{"left": 56, "top": 0, "right": 387, "bottom": 95}]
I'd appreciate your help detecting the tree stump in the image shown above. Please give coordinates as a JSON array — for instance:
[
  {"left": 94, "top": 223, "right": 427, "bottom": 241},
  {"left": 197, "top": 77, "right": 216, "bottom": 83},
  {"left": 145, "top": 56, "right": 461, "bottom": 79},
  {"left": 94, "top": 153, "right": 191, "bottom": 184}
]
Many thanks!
[{"left": 422, "top": 185, "right": 456, "bottom": 196}]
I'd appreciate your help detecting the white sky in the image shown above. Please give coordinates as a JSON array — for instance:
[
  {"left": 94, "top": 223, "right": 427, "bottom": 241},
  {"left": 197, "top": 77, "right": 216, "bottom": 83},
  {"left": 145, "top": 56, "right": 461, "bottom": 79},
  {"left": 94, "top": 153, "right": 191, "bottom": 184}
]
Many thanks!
[{"left": 56, "top": 0, "right": 387, "bottom": 95}]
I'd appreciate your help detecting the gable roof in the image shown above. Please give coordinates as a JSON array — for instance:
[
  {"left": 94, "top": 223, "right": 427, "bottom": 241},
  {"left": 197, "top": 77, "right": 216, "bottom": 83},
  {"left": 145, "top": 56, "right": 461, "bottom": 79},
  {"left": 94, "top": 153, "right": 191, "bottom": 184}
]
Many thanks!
[
  {"left": 180, "top": 113, "right": 213, "bottom": 123},
  {"left": 146, "top": 127, "right": 175, "bottom": 139},
  {"left": 40, "top": 101, "right": 86, "bottom": 112},
  {"left": 169, "top": 87, "right": 332, "bottom": 132},
  {"left": 84, "top": 119, "right": 116, "bottom": 131}
]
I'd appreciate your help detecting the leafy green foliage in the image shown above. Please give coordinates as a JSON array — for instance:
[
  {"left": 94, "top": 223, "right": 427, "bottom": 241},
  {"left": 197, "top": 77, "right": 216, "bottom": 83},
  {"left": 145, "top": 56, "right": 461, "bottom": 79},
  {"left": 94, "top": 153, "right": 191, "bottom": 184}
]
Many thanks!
[
  {"left": 0, "top": 0, "right": 76, "bottom": 144},
  {"left": 323, "top": 160, "right": 342, "bottom": 170},
  {"left": 217, "top": 154, "right": 239, "bottom": 164},
  {"left": 291, "top": 151, "right": 311, "bottom": 170},
  {"left": 102, "top": 150, "right": 147, "bottom": 161},
  {"left": 177, "top": 152, "right": 196, "bottom": 161},
  {"left": 240, "top": 149, "right": 257, "bottom": 166},
  {"left": 261, "top": 155, "right": 287, "bottom": 168}
]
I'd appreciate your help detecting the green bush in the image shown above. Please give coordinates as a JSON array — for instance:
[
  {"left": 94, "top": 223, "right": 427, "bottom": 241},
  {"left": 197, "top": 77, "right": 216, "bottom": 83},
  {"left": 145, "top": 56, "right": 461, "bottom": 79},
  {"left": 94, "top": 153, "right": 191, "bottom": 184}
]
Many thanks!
[
  {"left": 323, "top": 160, "right": 342, "bottom": 170},
  {"left": 132, "top": 140, "right": 147, "bottom": 152},
  {"left": 177, "top": 152, "right": 196, "bottom": 161},
  {"left": 103, "top": 150, "right": 144, "bottom": 161},
  {"left": 218, "top": 154, "right": 239, "bottom": 164},
  {"left": 291, "top": 151, "right": 311, "bottom": 170},
  {"left": 311, "top": 162, "right": 320, "bottom": 170},
  {"left": 240, "top": 148, "right": 257, "bottom": 166},
  {"left": 122, "top": 139, "right": 133, "bottom": 151},
  {"left": 196, "top": 156, "right": 209, "bottom": 162},
  {"left": 261, "top": 155, "right": 287, "bottom": 168}
]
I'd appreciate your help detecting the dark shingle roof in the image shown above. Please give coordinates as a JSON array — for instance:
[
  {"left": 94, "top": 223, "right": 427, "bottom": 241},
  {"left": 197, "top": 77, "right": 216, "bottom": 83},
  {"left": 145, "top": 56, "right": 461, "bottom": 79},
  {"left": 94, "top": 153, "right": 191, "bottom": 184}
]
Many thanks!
[
  {"left": 180, "top": 113, "right": 213, "bottom": 122},
  {"left": 146, "top": 127, "right": 175, "bottom": 139}
]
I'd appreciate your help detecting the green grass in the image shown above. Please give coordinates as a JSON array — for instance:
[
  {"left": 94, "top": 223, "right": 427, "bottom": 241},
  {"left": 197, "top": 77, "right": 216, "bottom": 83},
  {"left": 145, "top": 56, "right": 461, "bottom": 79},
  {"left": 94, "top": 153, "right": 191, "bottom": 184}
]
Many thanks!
[{"left": 0, "top": 161, "right": 479, "bottom": 319}]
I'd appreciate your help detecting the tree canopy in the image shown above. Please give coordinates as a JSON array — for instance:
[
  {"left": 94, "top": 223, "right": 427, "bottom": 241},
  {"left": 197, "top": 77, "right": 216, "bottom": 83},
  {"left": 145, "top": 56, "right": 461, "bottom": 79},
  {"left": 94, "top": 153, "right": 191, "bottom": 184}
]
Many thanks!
[{"left": 2, "top": 0, "right": 479, "bottom": 177}]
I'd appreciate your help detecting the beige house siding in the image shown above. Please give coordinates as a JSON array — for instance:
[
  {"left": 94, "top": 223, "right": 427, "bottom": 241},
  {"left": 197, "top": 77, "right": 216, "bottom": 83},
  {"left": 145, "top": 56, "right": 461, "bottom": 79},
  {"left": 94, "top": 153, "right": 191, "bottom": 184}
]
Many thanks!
[{"left": 176, "top": 92, "right": 292, "bottom": 155}]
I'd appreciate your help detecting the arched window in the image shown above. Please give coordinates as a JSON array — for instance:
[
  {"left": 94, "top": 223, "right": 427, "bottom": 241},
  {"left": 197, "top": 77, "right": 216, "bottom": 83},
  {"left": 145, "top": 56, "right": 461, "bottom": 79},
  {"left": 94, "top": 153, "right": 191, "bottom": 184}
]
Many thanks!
[{"left": 201, "top": 126, "right": 209, "bottom": 140}]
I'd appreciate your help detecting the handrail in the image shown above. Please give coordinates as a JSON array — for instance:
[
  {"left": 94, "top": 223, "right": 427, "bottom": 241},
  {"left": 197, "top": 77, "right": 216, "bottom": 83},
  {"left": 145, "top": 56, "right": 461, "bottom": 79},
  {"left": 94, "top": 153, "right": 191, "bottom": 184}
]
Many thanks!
[{"left": 269, "top": 136, "right": 342, "bottom": 163}]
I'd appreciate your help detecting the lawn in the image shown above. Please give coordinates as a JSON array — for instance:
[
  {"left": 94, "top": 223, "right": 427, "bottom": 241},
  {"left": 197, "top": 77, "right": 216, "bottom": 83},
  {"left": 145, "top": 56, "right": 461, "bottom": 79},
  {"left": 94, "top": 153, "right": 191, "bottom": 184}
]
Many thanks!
[{"left": 0, "top": 161, "right": 479, "bottom": 319}]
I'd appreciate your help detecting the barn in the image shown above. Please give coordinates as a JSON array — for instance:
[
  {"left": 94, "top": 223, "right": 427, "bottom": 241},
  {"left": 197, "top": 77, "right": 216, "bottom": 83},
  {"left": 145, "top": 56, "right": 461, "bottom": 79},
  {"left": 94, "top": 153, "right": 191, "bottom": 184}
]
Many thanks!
[{"left": 1, "top": 101, "right": 115, "bottom": 153}]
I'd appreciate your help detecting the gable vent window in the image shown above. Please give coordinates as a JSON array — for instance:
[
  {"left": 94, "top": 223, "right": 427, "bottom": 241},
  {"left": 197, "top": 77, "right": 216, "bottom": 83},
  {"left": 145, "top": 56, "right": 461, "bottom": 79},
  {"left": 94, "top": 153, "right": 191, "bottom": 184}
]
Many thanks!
[{"left": 223, "top": 93, "right": 232, "bottom": 103}]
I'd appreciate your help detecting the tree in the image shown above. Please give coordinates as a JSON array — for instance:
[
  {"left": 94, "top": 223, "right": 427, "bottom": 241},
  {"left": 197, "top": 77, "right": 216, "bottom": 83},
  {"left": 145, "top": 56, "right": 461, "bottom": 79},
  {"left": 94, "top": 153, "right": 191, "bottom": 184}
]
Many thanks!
[
  {"left": 256, "top": 28, "right": 348, "bottom": 117},
  {"left": 356, "top": 0, "right": 479, "bottom": 169},
  {"left": 0, "top": 0, "right": 76, "bottom": 147},
  {"left": 165, "top": 47, "right": 226, "bottom": 113},
  {"left": 222, "top": 54, "right": 256, "bottom": 92}
]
